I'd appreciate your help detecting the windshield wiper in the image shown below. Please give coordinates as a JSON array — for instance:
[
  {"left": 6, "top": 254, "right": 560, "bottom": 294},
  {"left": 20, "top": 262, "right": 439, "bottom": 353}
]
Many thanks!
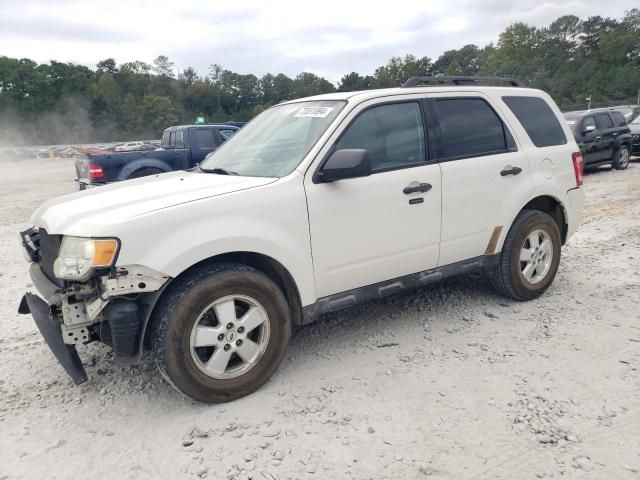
[{"left": 199, "top": 166, "right": 239, "bottom": 175}]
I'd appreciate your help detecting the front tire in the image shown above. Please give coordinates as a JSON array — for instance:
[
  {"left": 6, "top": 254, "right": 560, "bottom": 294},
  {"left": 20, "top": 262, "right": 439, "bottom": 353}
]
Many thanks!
[
  {"left": 612, "top": 145, "right": 630, "bottom": 170},
  {"left": 491, "top": 210, "right": 561, "bottom": 301},
  {"left": 151, "top": 263, "right": 291, "bottom": 403}
]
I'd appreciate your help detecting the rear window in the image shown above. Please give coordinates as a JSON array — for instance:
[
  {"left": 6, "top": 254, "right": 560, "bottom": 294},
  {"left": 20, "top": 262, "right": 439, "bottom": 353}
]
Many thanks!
[
  {"left": 503, "top": 96, "right": 567, "bottom": 147},
  {"left": 175, "top": 130, "right": 185, "bottom": 148},
  {"left": 161, "top": 130, "right": 170, "bottom": 148},
  {"left": 433, "top": 98, "right": 515, "bottom": 160},
  {"left": 611, "top": 111, "right": 627, "bottom": 127}
]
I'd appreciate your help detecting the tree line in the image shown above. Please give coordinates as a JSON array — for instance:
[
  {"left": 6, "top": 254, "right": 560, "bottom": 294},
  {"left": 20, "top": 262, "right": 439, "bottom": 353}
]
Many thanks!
[{"left": 0, "top": 10, "right": 638, "bottom": 146}]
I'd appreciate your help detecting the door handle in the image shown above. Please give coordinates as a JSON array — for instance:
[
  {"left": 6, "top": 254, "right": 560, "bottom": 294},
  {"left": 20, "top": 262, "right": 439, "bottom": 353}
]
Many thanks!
[
  {"left": 500, "top": 165, "right": 522, "bottom": 176},
  {"left": 403, "top": 182, "right": 432, "bottom": 194},
  {"left": 594, "top": 136, "right": 602, "bottom": 140}
]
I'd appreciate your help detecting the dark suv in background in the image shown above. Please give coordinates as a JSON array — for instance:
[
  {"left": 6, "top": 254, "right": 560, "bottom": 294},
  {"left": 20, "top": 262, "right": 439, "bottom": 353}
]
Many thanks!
[
  {"left": 628, "top": 115, "right": 640, "bottom": 157},
  {"left": 563, "top": 108, "right": 632, "bottom": 170}
]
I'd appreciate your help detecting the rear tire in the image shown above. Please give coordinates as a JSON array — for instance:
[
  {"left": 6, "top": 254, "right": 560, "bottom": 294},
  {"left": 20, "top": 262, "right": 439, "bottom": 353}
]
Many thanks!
[
  {"left": 491, "top": 210, "right": 561, "bottom": 301},
  {"left": 129, "top": 167, "right": 163, "bottom": 179},
  {"left": 151, "top": 263, "right": 291, "bottom": 403},
  {"left": 612, "top": 145, "right": 630, "bottom": 170}
]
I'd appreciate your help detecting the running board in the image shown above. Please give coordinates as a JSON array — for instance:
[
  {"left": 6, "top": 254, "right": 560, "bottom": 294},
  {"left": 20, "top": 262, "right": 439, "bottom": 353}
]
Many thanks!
[{"left": 302, "top": 254, "right": 499, "bottom": 323}]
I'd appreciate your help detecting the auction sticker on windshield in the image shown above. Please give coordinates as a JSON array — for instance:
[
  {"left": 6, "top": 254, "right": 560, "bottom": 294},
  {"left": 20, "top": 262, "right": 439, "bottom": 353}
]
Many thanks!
[{"left": 294, "top": 106, "right": 334, "bottom": 118}]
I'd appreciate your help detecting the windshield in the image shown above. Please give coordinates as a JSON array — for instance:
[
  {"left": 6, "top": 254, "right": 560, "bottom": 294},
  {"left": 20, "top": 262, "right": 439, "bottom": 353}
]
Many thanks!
[{"left": 201, "top": 100, "right": 345, "bottom": 177}]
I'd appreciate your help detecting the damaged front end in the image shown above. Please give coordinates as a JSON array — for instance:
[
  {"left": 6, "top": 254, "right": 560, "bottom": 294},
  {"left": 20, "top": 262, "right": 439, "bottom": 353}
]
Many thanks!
[{"left": 18, "top": 227, "right": 170, "bottom": 384}]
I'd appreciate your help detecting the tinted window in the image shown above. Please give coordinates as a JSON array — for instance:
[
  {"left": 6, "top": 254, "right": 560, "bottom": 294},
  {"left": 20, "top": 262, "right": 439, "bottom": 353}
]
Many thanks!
[
  {"left": 336, "top": 102, "right": 425, "bottom": 171},
  {"left": 503, "top": 96, "right": 567, "bottom": 147},
  {"left": 434, "top": 98, "right": 511, "bottom": 159},
  {"left": 611, "top": 111, "right": 626, "bottom": 127},
  {"left": 595, "top": 114, "right": 614, "bottom": 130},
  {"left": 169, "top": 131, "right": 176, "bottom": 148},
  {"left": 175, "top": 130, "right": 185, "bottom": 148},
  {"left": 194, "top": 129, "right": 215, "bottom": 148},
  {"left": 219, "top": 129, "right": 236, "bottom": 141}
]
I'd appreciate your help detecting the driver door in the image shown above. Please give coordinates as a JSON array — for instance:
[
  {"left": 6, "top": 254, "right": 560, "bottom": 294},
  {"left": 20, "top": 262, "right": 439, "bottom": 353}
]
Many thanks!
[{"left": 304, "top": 99, "right": 442, "bottom": 298}]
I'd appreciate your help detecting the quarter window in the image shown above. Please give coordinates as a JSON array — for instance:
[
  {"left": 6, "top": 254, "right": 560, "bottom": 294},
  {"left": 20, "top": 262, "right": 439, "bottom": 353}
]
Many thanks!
[
  {"left": 336, "top": 102, "right": 426, "bottom": 172},
  {"left": 434, "top": 98, "right": 513, "bottom": 159},
  {"left": 502, "top": 96, "right": 567, "bottom": 147},
  {"left": 595, "top": 113, "right": 613, "bottom": 130}
]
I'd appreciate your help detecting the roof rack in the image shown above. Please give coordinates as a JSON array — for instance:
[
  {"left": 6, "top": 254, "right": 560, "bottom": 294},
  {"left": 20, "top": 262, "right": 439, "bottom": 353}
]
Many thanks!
[{"left": 401, "top": 76, "right": 525, "bottom": 88}]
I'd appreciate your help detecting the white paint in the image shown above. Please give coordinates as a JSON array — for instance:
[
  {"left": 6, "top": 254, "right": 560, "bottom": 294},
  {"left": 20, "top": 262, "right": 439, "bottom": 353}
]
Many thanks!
[{"left": 30, "top": 85, "right": 584, "bottom": 308}]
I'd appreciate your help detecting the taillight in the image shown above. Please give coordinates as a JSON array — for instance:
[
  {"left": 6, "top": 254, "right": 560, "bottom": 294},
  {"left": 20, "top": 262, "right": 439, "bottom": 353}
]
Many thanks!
[
  {"left": 88, "top": 164, "right": 104, "bottom": 179},
  {"left": 572, "top": 152, "right": 584, "bottom": 187}
]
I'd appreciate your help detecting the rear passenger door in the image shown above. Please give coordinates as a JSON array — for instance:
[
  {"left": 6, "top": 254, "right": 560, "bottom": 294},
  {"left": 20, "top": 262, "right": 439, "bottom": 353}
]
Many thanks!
[{"left": 428, "top": 93, "right": 534, "bottom": 266}]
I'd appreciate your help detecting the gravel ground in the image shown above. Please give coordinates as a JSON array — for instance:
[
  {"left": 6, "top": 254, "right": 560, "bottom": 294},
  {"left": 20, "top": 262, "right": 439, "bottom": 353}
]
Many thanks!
[{"left": 1, "top": 157, "right": 638, "bottom": 480}]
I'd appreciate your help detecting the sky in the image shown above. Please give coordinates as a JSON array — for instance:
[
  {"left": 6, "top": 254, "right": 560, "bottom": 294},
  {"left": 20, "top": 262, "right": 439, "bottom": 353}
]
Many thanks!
[{"left": 0, "top": 0, "right": 637, "bottom": 83}]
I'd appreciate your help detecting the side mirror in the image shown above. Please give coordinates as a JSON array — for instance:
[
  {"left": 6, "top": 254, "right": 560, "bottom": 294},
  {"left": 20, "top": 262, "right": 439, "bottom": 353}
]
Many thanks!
[
  {"left": 318, "top": 149, "right": 371, "bottom": 182},
  {"left": 583, "top": 125, "right": 596, "bottom": 134}
]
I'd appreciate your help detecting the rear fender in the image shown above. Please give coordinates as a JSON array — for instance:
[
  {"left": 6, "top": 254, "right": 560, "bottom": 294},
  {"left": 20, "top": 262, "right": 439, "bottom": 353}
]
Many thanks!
[{"left": 117, "top": 158, "right": 173, "bottom": 181}]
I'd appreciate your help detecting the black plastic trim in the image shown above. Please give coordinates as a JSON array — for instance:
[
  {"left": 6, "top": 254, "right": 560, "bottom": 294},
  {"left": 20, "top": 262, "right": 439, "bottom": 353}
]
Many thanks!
[
  {"left": 301, "top": 254, "right": 500, "bottom": 323},
  {"left": 29, "top": 263, "right": 63, "bottom": 305},
  {"left": 24, "top": 293, "right": 88, "bottom": 384}
]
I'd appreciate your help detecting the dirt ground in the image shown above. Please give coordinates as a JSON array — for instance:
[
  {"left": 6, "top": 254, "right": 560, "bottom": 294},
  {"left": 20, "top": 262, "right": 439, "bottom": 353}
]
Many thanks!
[{"left": 0, "top": 157, "right": 638, "bottom": 480}]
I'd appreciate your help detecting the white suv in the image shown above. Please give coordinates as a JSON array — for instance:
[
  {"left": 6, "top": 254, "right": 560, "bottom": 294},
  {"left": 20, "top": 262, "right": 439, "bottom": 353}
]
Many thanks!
[{"left": 19, "top": 77, "right": 585, "bottom": 402}]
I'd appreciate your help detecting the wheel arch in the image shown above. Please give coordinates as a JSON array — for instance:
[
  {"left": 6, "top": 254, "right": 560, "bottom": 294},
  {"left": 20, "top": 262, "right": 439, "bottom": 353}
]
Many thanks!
[
  {"left": 501, "top": 195, "right": 568, "bottom": 250},
  {"left": 141, "top": 251, "right": 304, "bottom": 350},
  {"left": 117, "top": 158, "right": 173, "bottom": 180}
]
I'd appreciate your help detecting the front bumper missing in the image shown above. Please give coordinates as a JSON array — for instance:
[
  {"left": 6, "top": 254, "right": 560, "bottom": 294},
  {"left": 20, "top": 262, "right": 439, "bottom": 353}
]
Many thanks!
[{"left": 20, "top": 293, "right": 88, "bottom": 385}]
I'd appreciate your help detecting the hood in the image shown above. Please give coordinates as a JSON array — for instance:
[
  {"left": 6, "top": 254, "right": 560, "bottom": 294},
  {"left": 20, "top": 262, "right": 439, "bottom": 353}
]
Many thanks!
[
  {"left": 629, "top": 123, "right": 640, "bottom": 135},
  {"left": 32, "top": 171, "right": 277, "bottom": 235}
]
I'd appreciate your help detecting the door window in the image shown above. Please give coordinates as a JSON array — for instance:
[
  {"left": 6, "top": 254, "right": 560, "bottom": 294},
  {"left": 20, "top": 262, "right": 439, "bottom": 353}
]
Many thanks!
[
  {"left": 434, "top": 98, "right": 514, "bottom": 159},
  {"left": 335, "top": 102, "right": 425, "bottom": 172},
  {"left": 582, "top": 117, "right": 596, "bottom": 132},
  {"left": 194, "top": 129, "right": 215, "bottom": 148},
  {"left": 595, "top": 113, "right": 614, "bottom": 130}
]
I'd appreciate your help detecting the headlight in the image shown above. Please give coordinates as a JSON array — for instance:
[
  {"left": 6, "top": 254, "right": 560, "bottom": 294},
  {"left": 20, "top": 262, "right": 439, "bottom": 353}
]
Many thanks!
[{"left": 53, "top": 236, "right": 119, "bottom": 281}]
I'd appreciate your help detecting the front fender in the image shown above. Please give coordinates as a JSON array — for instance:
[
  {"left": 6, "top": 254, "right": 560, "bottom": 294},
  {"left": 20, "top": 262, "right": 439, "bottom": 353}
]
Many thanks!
[
  {"left": 112, "top": 174, "right": 316, "bottom": 305},
  {"left": 117, "top": 158, "right": 173, "bottom": 180}
]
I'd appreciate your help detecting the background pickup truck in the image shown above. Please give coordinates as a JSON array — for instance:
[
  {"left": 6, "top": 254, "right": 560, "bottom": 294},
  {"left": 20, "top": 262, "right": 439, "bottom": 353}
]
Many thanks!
[{"left": 75, "top": 124, "right": 238, "bottom": 188}]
